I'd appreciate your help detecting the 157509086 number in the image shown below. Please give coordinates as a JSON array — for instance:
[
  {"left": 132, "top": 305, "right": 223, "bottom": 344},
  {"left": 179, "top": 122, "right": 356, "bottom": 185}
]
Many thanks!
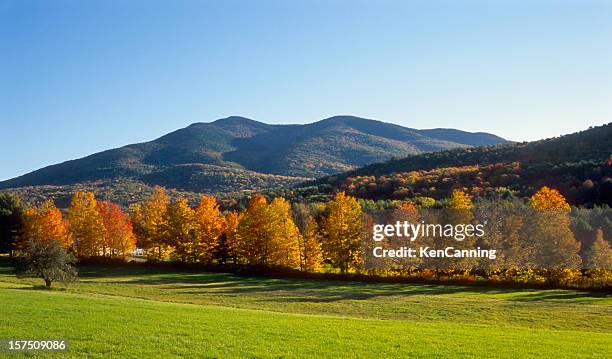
[{"left": 2, "top": 339, "right": 67, "bottom": 351}]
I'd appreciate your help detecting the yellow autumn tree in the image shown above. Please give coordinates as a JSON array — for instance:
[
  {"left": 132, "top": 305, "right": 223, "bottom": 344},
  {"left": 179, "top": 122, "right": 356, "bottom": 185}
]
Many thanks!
[
  {"left": 222, "top": 211, "right": 243, "bottom": 264},
  {"left": 530, "top": 186, "right": 571, "bottom": 210},
  {"left": 68, "top": 192, "right": 104, "bottom": 258},
  {"left": 526, "top": 186, "right": 581, "bottom": 273},
  {"left": 321, "top": 192, "right": 363, "bottom": 273},
  {"left": 291, "top": 202, "right": 322, "bottom": 271},
  {"left": 21, "top": 200, "right": 72, "bottom": 249},
  {"left": 301, "top": 218, "right": 323, "bottom": 271},
  {"left": 97, "top": 200, "right": 136, "bottom": 258},
  {"left": 166, "top": 197, "right": 196, "bottom": 262},
  {"left": 448, "top": 190, "right": 473, "bottom": 209},
  {"left": 194, "top": 195, "right": 225, "bottom": 263},
  {"left": 137, "top": 186, "right": 171, "bottom": 260},
  {"left": 237, "top": 195, "right": 301, "bottom": 268},
  {"left": 433, "top": 189, "right": 477, "bottom": 273},
  {"left": 237, "top": 195, "right": 269, "bottom": 265},
  {"left": 266, "top": 197, "right": 301, "bottom": 268}
]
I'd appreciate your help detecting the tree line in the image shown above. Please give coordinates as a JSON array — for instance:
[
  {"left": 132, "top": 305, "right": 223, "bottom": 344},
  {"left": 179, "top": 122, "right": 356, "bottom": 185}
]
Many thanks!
[{"left": 0, "top": 185, "right": 610, "bottom": 288}]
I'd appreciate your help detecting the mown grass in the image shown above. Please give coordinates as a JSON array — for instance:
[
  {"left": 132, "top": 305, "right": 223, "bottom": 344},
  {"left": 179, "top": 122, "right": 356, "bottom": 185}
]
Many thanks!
[{"left": 0, "top": 262, "right": 610, "bottom": 358}]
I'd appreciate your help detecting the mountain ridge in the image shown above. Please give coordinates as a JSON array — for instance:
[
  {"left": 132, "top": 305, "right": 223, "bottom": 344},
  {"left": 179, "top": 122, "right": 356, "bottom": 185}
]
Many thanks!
[{"left": 0, "top": 115, "right": 507, "bottom": 195}]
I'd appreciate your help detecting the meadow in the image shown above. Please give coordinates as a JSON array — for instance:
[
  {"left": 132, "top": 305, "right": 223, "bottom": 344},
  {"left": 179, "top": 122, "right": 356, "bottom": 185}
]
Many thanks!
[{"left": 0, "top": 261, "right": 610, "bottom": 358}]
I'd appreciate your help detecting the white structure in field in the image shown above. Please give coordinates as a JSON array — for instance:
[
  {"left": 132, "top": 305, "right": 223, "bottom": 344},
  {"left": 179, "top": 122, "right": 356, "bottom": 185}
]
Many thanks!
[{"left": 132, "top": 248, "right": 145, "bottom": 257}]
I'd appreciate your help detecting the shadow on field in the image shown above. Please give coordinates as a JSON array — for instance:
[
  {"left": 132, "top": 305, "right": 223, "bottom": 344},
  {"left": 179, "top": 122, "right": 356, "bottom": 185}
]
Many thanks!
[
  {"left": 74, "top": 264, "right": 610, "bottom": 303},
  {"left": 508, "top": 291, "right": 609, "bottom": 302},
  {"left": 15, "top": 285, "right": 67, "bottom": 291},
  {"left": 2, "top": 259, "right": 609, "bottom": 303}
]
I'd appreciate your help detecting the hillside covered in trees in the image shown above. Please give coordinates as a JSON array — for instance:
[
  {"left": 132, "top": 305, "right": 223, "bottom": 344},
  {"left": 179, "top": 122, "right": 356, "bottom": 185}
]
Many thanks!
[
  {"left": 293, "top": 123, "right": 612, "bottom": 206},
  {"left": 0, "top": 116, "right": 505, "bottom": 205}
]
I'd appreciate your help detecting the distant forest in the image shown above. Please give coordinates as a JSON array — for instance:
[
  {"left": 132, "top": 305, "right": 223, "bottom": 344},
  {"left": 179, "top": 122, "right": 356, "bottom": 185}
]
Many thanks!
[{"left": 284, "top": 123, "right": 612, "bottom": 207}]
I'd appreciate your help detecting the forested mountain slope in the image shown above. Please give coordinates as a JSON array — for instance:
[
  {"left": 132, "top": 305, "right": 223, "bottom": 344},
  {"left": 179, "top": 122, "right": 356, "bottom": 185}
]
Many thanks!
[
  {"left": 0, "top": 116, "right": 506, "bottom": 198},
  {"left": 299, "top": 123, "right": 612, "bottom": 206}
]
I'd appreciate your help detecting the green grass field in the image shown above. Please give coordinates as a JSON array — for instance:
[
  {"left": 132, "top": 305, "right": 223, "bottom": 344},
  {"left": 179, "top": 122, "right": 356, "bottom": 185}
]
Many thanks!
[{"left": 0, "top": 262, "right": 610, "bottom": 358}]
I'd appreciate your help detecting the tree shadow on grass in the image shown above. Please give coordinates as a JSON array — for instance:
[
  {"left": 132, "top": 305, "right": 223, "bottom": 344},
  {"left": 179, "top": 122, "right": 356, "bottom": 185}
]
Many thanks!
[
  {"left": 508, "top": 291, "right": 610, "bottom": 302},
  {"left": 13, "top": 285, "right": 67, "bottom": 291},
  {"left": 72, "top": 264, "right": 610, "bottom": 304},
  {"left": 77, "top": 266, "right": 178, "bottom": 279},
  {"left": 114, "top": 275, "right": 556, "bottom": 303}
]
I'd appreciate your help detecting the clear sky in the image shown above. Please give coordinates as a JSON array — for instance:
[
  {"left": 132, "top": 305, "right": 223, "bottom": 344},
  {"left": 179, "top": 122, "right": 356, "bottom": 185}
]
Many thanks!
[{"left": 1, "top": 0, "right": 611, "bottom": 181}]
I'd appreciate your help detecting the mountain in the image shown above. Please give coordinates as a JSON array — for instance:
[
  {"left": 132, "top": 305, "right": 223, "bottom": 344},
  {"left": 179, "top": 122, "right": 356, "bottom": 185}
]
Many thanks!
[
  {"left": 299, "top": 123, "right": 612, "bottom": 206},
  {"left": 0, "top": 115, "right": 506, "bottom": 204}
]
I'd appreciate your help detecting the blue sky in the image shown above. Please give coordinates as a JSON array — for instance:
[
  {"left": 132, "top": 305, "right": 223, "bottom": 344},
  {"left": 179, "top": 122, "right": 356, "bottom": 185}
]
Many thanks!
[{"left": 1, "top": 0, "right": 611, "bottom": 181}]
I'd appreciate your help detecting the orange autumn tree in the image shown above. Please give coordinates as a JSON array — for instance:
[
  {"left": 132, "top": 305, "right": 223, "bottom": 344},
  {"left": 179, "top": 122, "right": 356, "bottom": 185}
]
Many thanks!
[
  {"left": 68, "top": 192, "right": 105, "bottom": 258},
  {"left": 194, "top": 195, "right": 225, "bottom": 263},
  {"left": 399, "top": 201, "right": 418, "bottom": 213},
  {"left": 321, "top": 192, "right": 363, "bottom": 273},
  {"left": 97, "top": 200, "right": 136, "bottom": 258},
  {"left": 22, "top": 199, "right": 72, "bottom": 249}
]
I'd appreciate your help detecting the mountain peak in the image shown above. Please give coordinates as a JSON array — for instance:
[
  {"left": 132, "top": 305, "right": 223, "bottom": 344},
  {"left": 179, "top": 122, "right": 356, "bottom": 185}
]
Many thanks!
[
  {"left": 319, "top": 115, "right": 374, "bottom": 125},
  {"left": 211, "top": 116, "right": 262, "bottom": 126}
]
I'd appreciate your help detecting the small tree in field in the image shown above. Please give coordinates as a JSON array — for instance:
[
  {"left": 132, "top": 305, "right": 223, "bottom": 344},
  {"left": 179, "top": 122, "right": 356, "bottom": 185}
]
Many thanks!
[{"left": 16, "top": 239, "right": 78, "bottom": 288}]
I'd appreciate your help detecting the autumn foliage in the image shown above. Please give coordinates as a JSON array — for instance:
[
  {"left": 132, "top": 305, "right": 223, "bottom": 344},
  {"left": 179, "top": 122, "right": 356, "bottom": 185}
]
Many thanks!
[
  {"left": 7, "top": 184, "right": 611, "bottom": 289},
  {"left": 194, "top": 195, "right": 225, "bottom": 263},
  {"left": 68, "top": 192, "right": 105, "bottom": 258},
  {"left": 21, "top": 192, "right": 136, "bottom": 259},
  {"left": 237, "top": 195, "right": 301, "bottom": 267},
  {"left": 321, "top": 192, "right": 363, "bottom": 273},
  {"left": 527, "top": 187, "right": 581, "bottom": 270},
  {"left": 133, "top": 186, "right": 171, "bottom": 259},
  {"left": 97, "top": 200, "right": 136, "bottom": 258},
  {"left": 530, "top": 186, "right": 571, "bottom": 210},
  {"left": 447, "top": 190, "right": 473, "bottom": 209},
  {"left": 22, "top": 200, "right": 72, "bottom": 248}
]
